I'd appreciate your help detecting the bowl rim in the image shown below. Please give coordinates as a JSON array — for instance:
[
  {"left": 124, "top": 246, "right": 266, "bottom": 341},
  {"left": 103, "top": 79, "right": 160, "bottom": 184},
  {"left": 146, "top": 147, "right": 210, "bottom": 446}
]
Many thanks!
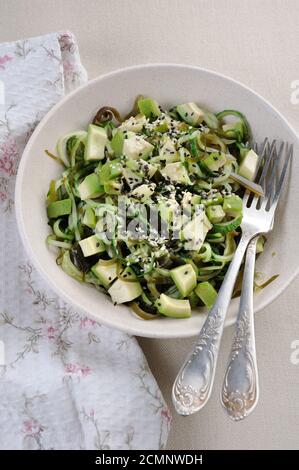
[{"left": 15, "top": 63, "right": 299, "bottom": 338}]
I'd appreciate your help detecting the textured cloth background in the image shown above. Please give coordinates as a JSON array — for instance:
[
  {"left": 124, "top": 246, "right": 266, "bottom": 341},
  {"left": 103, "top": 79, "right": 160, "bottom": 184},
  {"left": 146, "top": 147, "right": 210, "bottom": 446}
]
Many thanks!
[
  {"left": 0, "top": 31, "right": 170, "bottom": 450},
  {"left": 0, "top": 0, "right": 299, "bottom": 450}
]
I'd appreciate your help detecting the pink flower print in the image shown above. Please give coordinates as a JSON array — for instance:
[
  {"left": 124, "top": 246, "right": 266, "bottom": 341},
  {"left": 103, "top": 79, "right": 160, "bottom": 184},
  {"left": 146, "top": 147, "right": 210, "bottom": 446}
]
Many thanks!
[
  {"left": 65, "top": 362, "right": 92, "bottom": 378},
  {"left": 0, "top": 191, "right": 7, "bottom": 202},
  {"left": 58, "top": 32, "right": 75, "bottom": 53},
  {"left": 0, "top": 54, "right": 12, "bottom": 70},
  {"left": 80, "top": 317, "right": 97, "bottom": 329},
  {"left": 63, "top": 60, "right": 74, "bottom": 79},
  {"left": 23, "top": 419, "right": 44, "bottom": 436},
  {"left": 161, "top": 407, "right": 172, "bottom": 425},
  {"left": 46, "top": 325, "right": 57, "bottom": 340},
  {"left": 0, "top": 138, "right": 18, "bottom": 176}
]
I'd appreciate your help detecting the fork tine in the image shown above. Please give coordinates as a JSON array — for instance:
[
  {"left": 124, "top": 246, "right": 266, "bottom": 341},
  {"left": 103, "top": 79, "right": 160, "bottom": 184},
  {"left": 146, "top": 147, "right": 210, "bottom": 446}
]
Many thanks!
[
  {"left": 262, "top": 141, "right": 285, "bottom": 208},
  {"left": 250, "top": 140, "right": 276, "bottom": 208},
  {"left": 268, "top": 143, "right": 292, "bottom": 216},
  {"left": 253, "top": 138, "right": 268, "bottom": 180},
  {"left": 258, "top": 140, "right": 276, "bottom": 186}
]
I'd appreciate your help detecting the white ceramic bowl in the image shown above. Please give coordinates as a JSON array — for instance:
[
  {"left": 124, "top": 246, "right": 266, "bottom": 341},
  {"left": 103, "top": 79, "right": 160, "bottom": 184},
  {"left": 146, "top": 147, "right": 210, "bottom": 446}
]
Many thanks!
[{"left": 15, "top": 64, "right": 299, "bottom": 338}]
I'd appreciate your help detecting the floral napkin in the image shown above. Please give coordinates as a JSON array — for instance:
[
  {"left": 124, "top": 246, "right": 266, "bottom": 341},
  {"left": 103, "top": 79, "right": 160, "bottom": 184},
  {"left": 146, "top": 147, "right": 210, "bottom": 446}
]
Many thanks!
[{"left": 0, "top": 32, "right": 171, "bottom": 450}]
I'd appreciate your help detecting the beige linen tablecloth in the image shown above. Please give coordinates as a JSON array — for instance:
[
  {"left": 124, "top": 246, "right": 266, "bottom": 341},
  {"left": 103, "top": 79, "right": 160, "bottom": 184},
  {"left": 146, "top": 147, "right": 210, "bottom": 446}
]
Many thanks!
[{"left": 1, "top": 0, "right": 299, "bottom": 450}]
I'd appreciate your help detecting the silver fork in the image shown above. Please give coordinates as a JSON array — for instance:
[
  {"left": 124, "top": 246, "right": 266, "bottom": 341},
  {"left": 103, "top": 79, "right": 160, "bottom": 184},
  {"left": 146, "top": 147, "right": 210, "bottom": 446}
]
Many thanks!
[
  {"left": 220, "top": 140, "right": 290, "bottom": 420},
  {"left": 172, "top": 140, "right": 292, "bottom": 416}
]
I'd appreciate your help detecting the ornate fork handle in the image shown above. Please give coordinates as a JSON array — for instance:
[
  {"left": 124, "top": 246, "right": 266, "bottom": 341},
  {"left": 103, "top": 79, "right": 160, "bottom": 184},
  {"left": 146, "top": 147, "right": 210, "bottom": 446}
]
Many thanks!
[
  {"left": 172, "top": 232, "right": 255, "bottom": 415},
  {"left": 221, "top": 237, "right": 259, "bottom": 420}
]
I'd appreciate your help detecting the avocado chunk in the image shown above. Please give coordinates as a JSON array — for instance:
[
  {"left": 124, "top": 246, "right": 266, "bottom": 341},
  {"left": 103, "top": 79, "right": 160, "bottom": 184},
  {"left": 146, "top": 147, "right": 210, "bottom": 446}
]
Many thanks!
[
  {"left": 238, "top": 149, "right": 259, "bottom": 181},
  {"left": 206, "top": 204, "right": 225, "bottom": 223},
  {"left": 122, "top": 167, "right": 143, "bottom": 189},
  {"left": 195, "top": 281, "right": 217, "bottom": 307},
  {"left": 158, "top": 199, "right": 180, "bottom": 223},
  {"left": 176, "top": 102, "right": 205, "bottom": 126},
  {"left": 182, "top": 212, "right": 212, "bottom": 251},
  {"left": 158, "top": 138, "right": 179, "bottom": 163},
  {"left": 108, "top": 278, "right": 142, "bottom": 304},
  {"left": 202, "top": 152, "right": 227, "bottom": 172},
  {"left": 82, "top": 207, "right": 96, "bottom": 229},
  {"left": 47, "top": 198, "right": 72, "bottom": 218},
  {"left": 138, "top": 98, "right": 161, "bottom": 118},
  {"left": 123, "top": 133, "right": 154, "bottom": 160},
  {"left": 111, "top": 131, "right": 125, "bottom": 157},
  {"left": 119, "top": 114, "right": 147, "bottom": 132},
  {"left": 156, "top": 294, "right": 191, "bottom": 318},
  {"left": 131, "top": 183, "right": 156, "bottom": 201},
  {"left": 79, "top": 235, "right": 105, "bottom": 257},
  {"left": 171, "top": 264, "right": 197, "bottom": 297},
  {"left": 91, "top": 260, "right": 119, "bottom": 288},
  {"left": 84, "top": 124, "right": 107, "bottom": 161},
  {"left": 104, "top": 180, "right": 122, "bottom": 195},
  {"left": 223, "top": 194, "right": 243, "bottom": 216},
  {"left": 160, "top": 162, "right": 192, "bottom": 185},
  {"left": 77, "top": 173, "right": 104, "bottom": 200}
]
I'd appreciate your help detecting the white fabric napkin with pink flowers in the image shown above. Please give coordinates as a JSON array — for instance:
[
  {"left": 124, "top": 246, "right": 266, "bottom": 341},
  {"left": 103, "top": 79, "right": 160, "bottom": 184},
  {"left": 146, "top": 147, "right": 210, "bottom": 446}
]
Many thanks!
[{"left": 0, "top": 31, "right": 171, "bottom": 450}]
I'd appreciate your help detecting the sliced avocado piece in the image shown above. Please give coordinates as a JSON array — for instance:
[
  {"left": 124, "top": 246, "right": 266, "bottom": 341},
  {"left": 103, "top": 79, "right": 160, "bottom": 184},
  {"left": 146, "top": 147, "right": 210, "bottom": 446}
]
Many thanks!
[
  {"left": 191, "top": 194, "right": 201, "bottom": 209},
  {"left": 122, "top": 167, "right": 143, "bottom": 189},
  {"left": 155, "top": 294, "right": 191, "bottom": 318},
  {"left": 108, "top": 278, "right": 142, "bottom": 304},
  {"left": 158, "top": 138, "right": 179, "bottom": 163},
  {"left": 160, "top": 162, "right": 192, "bottom": 185},
  {"left": 84, "top": 124, "right": 107, "bottom": 161},
  {"left": 77, "top": 173, "right": 104, "bottom": 200},
  {"left": 79, "top": 235, "right": 105, "bottom": 257},
  {"left": 206, "top": 204, "right": 225, "bottom": 223},
  {"left": 202, "top": 152, "right": 227, "bottom": 172},
  {"left": 171, "top": 264, "right": 197, "bottom": 297},
  {"left": 195, "top": 281, "right": 217, "bottom": 307},
  {"left": 111, "top": 131, "right": 125, "bottom": 157},
  {"left": 120, "top": 266, "right": 137, "bottom": 280},
  {"left": 238, "top": 149, "right": 259, "bottom": 181},
  {"left": 56, "top": 131, "right": 87, "bottom": 167},
  {"left": 119, "top": 114, "right": 147, "bottom": 132},
  {"left": 98, "top": 160, "right": 123, "bottom": 184},
  {"left": 123, "top": 133, "right": 154, "bottom": 160},
  {"left": 223, "top": 194, "right": 243, "bottom": 216},
  {"left": 82, "top": 207, "right": 96, "bottom": 229},
  {"left": 176, "top": 102, "right": 205, "bottom": 126},
  {"left": 47, "top": 198, "right": 72, "bottom": 218},
  {"left": 138, "top": 97, "right": 161, "bottom": 118},
  {"left": 131, "top": 183, "right": 156, "bottom": 201},
  {"left": 188, "top": 159, "right": 205, "bottom": 178},
  {"left": 158, "top": 199, "right": 180, "bottom": 223},
  {"left": 137, "top": 160, "right": 158, "bottom": 179},
  {"left": 182, "top": 211, "right": 212, "bottom": 251},
  {"left": 91, "top": 260, "right": 119, "bottom": 288},
  {"left": 104, "top": 180, "right": 122, "bottom": 195},
  {"left": 154, "top": 121, "right": 169, "bottom": 133},
  {"left": 126, "top": 157, "right": 157, "bottom": 178}
]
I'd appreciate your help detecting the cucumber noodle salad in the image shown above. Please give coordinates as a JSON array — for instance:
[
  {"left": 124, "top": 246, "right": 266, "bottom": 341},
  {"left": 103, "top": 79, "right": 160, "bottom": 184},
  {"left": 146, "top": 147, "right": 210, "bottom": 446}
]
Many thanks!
[{"left": 45, "top": 97, "right": 265, "bottom": 320}]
